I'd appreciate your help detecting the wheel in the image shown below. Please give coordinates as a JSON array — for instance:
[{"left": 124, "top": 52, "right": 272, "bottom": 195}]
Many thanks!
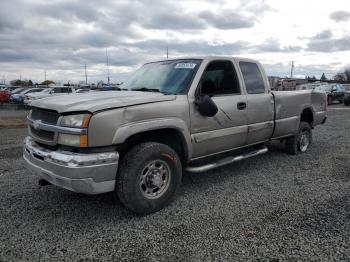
[
  {"left": 327, "top": 96, "right": 332, "bottom": 105},
  {"left": 116, "top": 142, "right": 182, "bottom": 214},
  {"left": 285, "top": 121, "right": 312, "bottom": 155},
  {"left": 338, "top": 100, "right": 343, "bottom": 104},
  {"left": 345, "top": 100, "right": 350, "bottom": 106}
]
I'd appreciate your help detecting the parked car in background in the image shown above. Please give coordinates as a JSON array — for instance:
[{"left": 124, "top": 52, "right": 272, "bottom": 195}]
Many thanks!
[
  {"left": 10, "top": 87, "right": 26, "bottom": 95},
  {"left": 344, "top": 85, "right": 350, "bottom": 106},
  {"left": 0, "top": 89, "right": 11, "bottom": 102},
  {"left": 10, "top": 88, "right": 44, "bottom": 104},
  {"left": 315, "top": 84, "right": 345, "bottom": 105},
  {"left": 24, "top": 86, "right": 76, "bottom": 105}
]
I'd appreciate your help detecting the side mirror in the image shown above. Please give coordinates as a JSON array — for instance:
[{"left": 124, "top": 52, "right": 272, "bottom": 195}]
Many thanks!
[
  {"left": 194, "top": 95, "right": 218, "bottom": 117},
  {"left": 49, "top": 90, "right": 53, "bottom": 94},
  {"left": 332, "top": 86, "right": 337, "bottom": 92}
]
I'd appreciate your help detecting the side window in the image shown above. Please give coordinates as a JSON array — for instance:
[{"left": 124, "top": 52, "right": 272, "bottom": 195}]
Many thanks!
[
  {"left": 61, "top": 88, "right": 70, "bottom": 93},
  {"left": 239, "top": 62, "right": 266, "bottom": 94},
  {"left": 199, "top": 60, "right": 240, "bottom": 96},
  {"left": 53, "top": 88, "right": 62, "bottom": 93}
]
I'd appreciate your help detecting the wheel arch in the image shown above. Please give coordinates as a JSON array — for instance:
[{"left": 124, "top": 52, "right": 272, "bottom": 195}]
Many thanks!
[
  {"left": 300, "top": 107, "right": 314, "bottom": 127},
  {"left": 113, "top": 118, "right": 192, "bottom": 164}
]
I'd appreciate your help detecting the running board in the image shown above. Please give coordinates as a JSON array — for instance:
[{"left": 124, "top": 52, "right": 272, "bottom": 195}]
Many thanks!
[{"left": 185, "top": 146, "right": 268, "bottom": 173}]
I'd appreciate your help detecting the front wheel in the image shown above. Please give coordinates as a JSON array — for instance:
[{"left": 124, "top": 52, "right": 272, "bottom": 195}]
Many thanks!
[
  {"left": 116, "top": 142, "right": 182, "bottom": 214},
  {"left": 285, "top": 121, "right": 312, "bottom": 155}
]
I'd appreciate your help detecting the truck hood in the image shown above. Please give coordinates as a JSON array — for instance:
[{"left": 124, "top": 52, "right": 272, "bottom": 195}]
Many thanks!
[{"left": 31, "top": 91, "right": 177, "bottom": 113}]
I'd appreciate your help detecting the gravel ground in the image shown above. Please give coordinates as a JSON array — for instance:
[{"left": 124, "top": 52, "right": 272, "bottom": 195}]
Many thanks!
[{"left": 0, "top": 105, "right": 350, "bottom": 261}]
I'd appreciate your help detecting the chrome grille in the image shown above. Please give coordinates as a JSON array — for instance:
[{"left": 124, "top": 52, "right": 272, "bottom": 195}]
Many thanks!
[
  {"left": 30, "top": 126, "right": 55, "bottom": 141},
  {"left": 31, "top": 108, "right": 60, "bottom": 125}
]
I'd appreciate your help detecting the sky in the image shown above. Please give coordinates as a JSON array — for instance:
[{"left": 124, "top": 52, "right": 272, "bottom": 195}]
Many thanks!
[{"left": 0, "top": 0, "right": 349, "bottom": 84}]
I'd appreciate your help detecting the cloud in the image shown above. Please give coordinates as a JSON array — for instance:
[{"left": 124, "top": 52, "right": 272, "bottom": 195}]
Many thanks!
[
  {"left": 251, "top": 38, "right": 302, "bottom": 53},
  {"left": 199, "top": 10, "right": 255, "bottom": 30},
  {"left": 307, "top": 37, "right": 350, "bottom": 52},
  {"left": 330, "top": 11, "right": 350, "bottom": 22},
  {"left": 311, "top": 30, "right": 333, "bottom": 40}
]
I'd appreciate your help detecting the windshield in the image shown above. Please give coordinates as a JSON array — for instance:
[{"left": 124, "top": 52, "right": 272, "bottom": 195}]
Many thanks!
[
  {"left": 121, "top": 59, "right": 201, "bottom": 94},
  {"left": 40, "top": 88, "right": 52, "bottom": 93}
]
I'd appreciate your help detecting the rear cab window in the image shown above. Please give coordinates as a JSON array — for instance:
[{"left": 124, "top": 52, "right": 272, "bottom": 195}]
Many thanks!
[{"left": 239, "top": 61, "right": 266, "bottom": 94}]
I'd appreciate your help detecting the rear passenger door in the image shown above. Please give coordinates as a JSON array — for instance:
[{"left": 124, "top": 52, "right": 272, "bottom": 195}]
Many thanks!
[{"left": 239, "top": 61, "right": 274, "bottom": 145}]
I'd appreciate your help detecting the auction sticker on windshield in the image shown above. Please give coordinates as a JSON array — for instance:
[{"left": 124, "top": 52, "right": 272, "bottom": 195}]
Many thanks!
[{"left": 175, "top": 63, "right": 197, "bottom": 69}]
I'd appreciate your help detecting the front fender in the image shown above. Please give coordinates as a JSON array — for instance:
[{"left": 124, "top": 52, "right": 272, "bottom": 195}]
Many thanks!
[{"left": 112, "top": 118, "right": 192, "bottom": 160}]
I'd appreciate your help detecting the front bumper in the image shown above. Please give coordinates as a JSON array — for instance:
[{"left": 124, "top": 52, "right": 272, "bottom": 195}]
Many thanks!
[{"left": 23, "top": 136, "right": 119, "bottom": 194}]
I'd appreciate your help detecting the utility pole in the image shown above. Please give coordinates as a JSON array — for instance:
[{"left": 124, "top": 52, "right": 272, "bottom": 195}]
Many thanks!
[
  {"left": 290, "top": 61, "right": 295, "bottom": 78},
  {"left": 84, "top": 64, "right": 88, "bottom": 84},
  {"left": 106, "top": 49, "right": 110, "bottom": 85},
  {"left": 44, "top": 71, "right": 46, "bottom": 82},
  {"left": 166, "top": 46, "right": 169, "bottom": 59}
]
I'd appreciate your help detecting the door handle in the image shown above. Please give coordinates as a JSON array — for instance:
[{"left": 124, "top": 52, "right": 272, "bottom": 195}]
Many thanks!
[{"left": 237, "top": 102, "right": 246, "bottom": 110}]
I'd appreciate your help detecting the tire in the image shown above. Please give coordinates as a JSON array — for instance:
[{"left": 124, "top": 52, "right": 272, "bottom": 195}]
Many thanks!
[
  {"left": 338, "top": 100, "right": 343, "bottom": 104},
  {"left": 327, "top": 96, "right": 332, "bottom": 105},
  {"left": 116, "top": 142, "right": 182, "bottom": 214},
  {"left": 345, "top": 101, "right": 350, "bottom": 106},
  {"left": 285, "top": 121, "right": 312, "bottom": 155}
]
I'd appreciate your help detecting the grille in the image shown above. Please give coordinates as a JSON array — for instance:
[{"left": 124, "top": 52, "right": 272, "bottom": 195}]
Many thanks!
[
  {"left": 31, "top": 108, "right": 60, "bottom": 125},
  {"left": 30, "top": 126, "right": 55, "bottom": 141}
]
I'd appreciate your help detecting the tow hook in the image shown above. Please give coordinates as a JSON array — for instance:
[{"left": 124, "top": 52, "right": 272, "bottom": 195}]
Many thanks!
[{"left": 38, "top": 179, "right": 51, "bottom": 186}]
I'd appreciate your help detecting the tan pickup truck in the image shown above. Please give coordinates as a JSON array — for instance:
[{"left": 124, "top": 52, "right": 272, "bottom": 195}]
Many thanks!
[{"left": 23, "top": 56, "right": 327, "bottom": 214}]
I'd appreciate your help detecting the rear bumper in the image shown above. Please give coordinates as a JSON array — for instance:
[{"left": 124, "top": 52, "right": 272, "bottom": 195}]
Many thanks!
[{"left": 23, "top": 136, "right": 119, "bottom": 194}]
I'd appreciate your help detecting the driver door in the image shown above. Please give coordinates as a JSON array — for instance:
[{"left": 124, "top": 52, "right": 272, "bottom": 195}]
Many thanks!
[{"left": 189, "top": 59, "right": 248, "bottom": 158}]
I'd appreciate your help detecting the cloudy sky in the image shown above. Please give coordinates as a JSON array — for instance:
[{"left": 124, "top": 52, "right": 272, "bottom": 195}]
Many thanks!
[{"left": 0, "top": 0, "right": 349, "bottom": 84}]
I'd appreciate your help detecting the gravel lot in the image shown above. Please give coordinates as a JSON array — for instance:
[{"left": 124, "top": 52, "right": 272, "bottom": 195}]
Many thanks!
[{"left": 0, "top": 105, "right": 349, "bottom": 261}]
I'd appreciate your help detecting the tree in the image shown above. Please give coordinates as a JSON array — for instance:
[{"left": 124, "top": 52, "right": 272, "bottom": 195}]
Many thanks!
[
  {"left": 320, "top": 73, "right": 327, "bottom": 81},
  {"left": 345, "top": 69, "right": 350, "bottom": 82},
  {"left": 41, "top": 80, "right": 55, "bottom": 85},
  {"left": 333, "top": 68, "right": 350, "bottom": 82},
  {"left": 28, "top": 80, "right": 33, "bottom": 86},
  {"left": 334, "top": 72, "right": 346, "bottom": 82}
]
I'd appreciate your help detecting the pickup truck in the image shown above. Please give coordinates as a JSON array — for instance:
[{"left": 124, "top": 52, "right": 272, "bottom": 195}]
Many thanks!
[{"left": 23, "top": 56, "right": 327, "bottom": 214}]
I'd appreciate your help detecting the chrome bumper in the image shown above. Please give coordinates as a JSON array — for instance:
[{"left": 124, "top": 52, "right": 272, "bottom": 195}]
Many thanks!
[{"left": 23, "top": 136, "right": 119, "bottom": 194}]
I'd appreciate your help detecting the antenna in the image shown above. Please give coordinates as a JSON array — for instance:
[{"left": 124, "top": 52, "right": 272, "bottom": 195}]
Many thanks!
[
  {"left": 84, "top": 64, "right": 88, "bottom": 84},
  {"left": 106, "top": 49, "right": 110, "bottom": 85},
  {"left": 290, "top": 61, "right": 295, "bottom": 78}
]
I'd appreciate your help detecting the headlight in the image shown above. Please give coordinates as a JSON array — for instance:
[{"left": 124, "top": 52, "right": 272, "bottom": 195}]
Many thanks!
[
  {"left": 58, "top": 133, "right": 88, "bottom": 147},
  {"left": 60, "top": 114, "right": 92, "bottom": 128}
]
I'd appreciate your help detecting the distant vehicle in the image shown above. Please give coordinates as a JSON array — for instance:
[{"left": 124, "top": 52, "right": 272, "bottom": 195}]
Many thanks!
[
  {"left": 75, "top": 88, "right": 91, "bottom": 93},
  {"left": 344, "top": 85, "right": 350, "bottom": 106},
  {"left": 297, "top": 83, "right": 328, "bottom": 90},
  {"left": 315, "top": 84, "right": 345, "bottom": 105},
  {"left": 10, "top": 87, "right": 26, "bottom": 95},
  {"left": 10, "top": 88, "right": 44, "bottom": 104},
  {"left": 0, "top": 89, "right": 11, "bottom": 102},
  {"left": 24, "top": 86, "right": 76, "bottom": 106}
]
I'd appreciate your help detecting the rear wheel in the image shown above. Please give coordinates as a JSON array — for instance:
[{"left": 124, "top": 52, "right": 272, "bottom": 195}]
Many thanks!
[
  {"left": 285, "top": 121, "right": 312, "bottom": 155},
  {"left": 116, "top": 142, "right": 182, "bottom": 214},
  {"left": 345, "top": 100, "right": 350, "bottom": 106}
]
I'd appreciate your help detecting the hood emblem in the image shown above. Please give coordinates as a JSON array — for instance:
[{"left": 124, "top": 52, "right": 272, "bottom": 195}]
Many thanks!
[{"left": 33, "top": 120, "right": 41, "bottom": 130}]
